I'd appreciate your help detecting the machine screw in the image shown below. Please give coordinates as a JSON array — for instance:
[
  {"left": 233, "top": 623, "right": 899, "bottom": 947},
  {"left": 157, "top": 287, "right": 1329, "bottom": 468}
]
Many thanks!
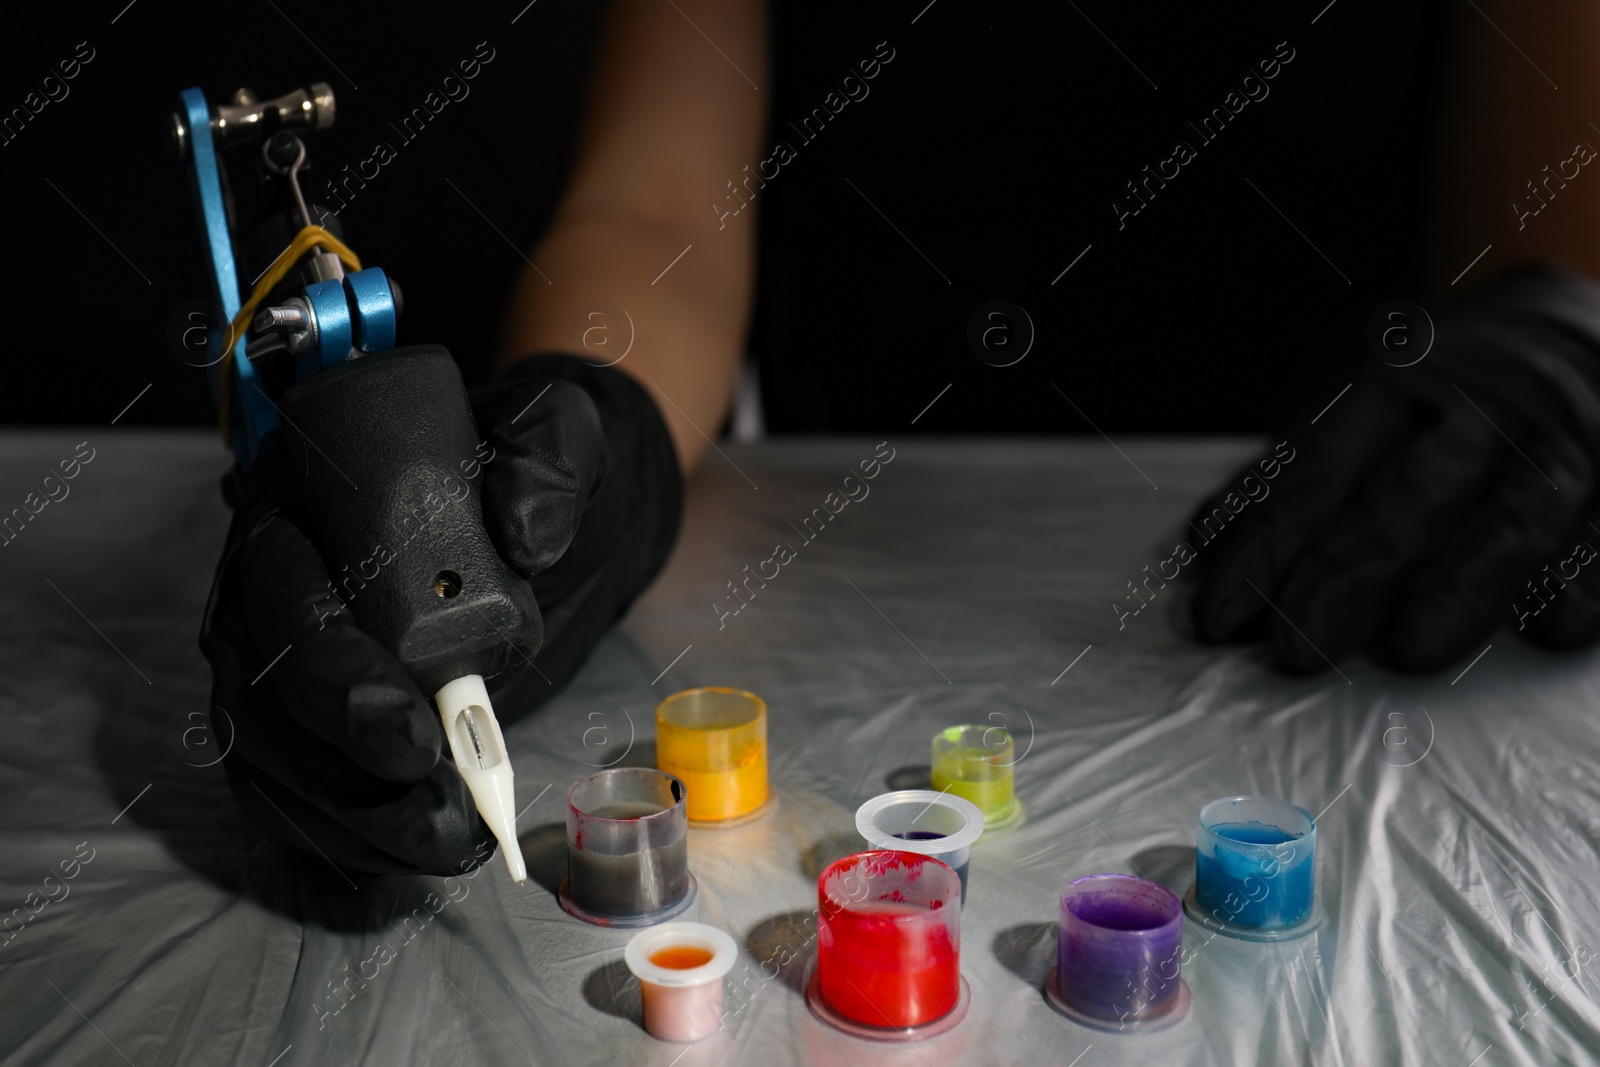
[{"left": 252, "top": 297, "right": 319, "bottom": 355}]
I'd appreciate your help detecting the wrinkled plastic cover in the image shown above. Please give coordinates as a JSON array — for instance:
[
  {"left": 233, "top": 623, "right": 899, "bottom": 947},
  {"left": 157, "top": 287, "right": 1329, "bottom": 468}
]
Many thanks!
[{"left": 1, "top": 432, "right": 1597, "bottom": 1066}]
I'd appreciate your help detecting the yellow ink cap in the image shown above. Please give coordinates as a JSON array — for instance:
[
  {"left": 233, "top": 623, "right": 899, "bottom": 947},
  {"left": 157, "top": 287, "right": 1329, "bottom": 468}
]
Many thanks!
[
  {"left": 655, "top": 687, "right": 771, "bottom": 825},
  {"left": 930, "top": 724, "right": 1022, "bottom": 829}
]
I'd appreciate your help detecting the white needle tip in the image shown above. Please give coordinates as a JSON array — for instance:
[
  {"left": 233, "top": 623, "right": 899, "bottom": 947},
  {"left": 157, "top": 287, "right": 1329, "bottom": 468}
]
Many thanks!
[{"left": 435, "top": 675, "right": 525, "bottom": 885}]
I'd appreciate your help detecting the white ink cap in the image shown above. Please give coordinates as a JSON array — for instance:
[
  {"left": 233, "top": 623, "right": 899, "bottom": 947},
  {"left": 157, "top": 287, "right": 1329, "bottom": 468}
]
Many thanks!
[
  {"left": 624, "top": 922, "right": 738, "bottom": 1042},
  {"left": 435, "top": 674, "right": 525, "bottom": 883}
]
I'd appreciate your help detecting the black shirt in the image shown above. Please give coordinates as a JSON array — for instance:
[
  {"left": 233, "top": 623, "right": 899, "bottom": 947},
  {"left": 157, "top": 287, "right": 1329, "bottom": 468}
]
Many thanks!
[{"left": 4, "top": 0, "right": 1447, "bottom": 433}]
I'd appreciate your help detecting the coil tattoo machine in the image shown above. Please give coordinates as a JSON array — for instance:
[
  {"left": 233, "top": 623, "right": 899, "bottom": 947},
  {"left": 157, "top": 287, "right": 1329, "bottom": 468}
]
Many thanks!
[{"left": 171, "top": 82, "right": 530, "bottom": 881}]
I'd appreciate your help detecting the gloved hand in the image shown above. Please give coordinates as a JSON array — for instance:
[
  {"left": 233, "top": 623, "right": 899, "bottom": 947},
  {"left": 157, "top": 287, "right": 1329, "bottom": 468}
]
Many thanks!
[
  {"left": 1190, "top": 266, "right": 1600, "bottom": 673},
  {"left": 200, "top": 354, "right": 680, "bottom": 875}
]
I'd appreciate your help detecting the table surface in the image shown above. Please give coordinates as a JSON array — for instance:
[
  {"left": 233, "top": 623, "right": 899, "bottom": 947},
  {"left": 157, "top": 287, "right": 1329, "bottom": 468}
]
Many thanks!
[{"left": 1, "top": 431, "right": 1597, "bottom": 1067}]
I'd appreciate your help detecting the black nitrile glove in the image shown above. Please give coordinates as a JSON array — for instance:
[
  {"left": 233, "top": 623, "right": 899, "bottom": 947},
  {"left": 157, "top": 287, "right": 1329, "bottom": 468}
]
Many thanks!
[
  {"left": 474, "top": 356, "right": 684, "bottom": 713},
  {"left": 1190, "top": 266, "right": 1600, "bottom": 673},
  {"left": 199, "top": 354, "right": 682, "bottom": 875}
]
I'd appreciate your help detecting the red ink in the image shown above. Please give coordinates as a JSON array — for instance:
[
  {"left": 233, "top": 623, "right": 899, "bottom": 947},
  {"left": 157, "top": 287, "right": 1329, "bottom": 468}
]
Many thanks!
[{"left": 817, "top": 852, "right": 961, "bottom": 1028}]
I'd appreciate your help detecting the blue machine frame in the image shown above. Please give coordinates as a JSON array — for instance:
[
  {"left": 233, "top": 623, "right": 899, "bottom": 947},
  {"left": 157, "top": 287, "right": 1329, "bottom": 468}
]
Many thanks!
[{"left": 178, "top": 85, "right": 398, "bottom": 468}]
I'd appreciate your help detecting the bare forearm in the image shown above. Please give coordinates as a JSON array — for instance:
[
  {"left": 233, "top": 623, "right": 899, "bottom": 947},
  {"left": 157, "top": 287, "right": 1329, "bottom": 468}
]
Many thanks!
[
  {"left": 1434, "top": 1, "right": 1600, "bottom": 288},
  {"left": 498, "top": 208, "right": 752, "bottom": 473},
  {"left": 497, "top": 0, "right": 767, "bottom": 474}
]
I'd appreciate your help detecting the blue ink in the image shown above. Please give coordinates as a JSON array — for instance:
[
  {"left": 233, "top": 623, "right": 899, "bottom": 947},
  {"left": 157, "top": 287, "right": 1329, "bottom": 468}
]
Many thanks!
[{"left": 1194, "top": 809, "right": 1315, "bottom": 930}]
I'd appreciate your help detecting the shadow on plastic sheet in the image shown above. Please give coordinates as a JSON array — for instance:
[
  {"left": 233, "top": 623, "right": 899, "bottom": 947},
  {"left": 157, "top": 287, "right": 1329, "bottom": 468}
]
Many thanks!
[
  {"left": 994, "top": 921, "right": 1057, "bottom": 988},
  {"left": 519, "top": 821, "right": 568, "bottom": 897},
  {"left": 800, "top": 832, "right": 868, "bottom": 881},
  {"left": 1128, "top": 843, "right": 1195, "bottom": 899},
  {"left": 582, "top": 957, "right": 642, "bottom": 1025},
  {"left": 89, "top": 692, "right": 418, "bottom": 932},
  {"left": 89, "top": 684, "right": 551, "bottom": 933},
  {"left": 884, "top": 764, "right": 933, "bottom": 790},
  {"left": 744, "top": 909, "right": 816, "bottom": 996}
]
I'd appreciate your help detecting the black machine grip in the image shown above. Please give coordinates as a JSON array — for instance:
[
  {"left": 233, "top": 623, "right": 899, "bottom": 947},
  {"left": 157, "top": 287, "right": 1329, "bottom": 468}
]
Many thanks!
[{"left": 278, "top": 345, "right": 541, "bottom": 694}]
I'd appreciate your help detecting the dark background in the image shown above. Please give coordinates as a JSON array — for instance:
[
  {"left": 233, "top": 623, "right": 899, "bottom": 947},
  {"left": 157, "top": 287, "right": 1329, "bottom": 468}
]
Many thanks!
[{"left": 1, "top": 0, "right": 1448, "bottom": 433}]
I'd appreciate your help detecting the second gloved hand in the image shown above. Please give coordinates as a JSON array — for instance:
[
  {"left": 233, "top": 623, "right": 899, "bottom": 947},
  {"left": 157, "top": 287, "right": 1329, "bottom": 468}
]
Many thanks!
[{"left": 1190, "top": 266, "right": 1600, "bottom": 673}]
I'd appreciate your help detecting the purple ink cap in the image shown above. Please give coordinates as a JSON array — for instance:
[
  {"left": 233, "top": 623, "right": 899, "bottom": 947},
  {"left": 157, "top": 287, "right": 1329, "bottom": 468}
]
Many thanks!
[{"left": 1045, "top": 874, "right": 1190, "bottom": 1032}]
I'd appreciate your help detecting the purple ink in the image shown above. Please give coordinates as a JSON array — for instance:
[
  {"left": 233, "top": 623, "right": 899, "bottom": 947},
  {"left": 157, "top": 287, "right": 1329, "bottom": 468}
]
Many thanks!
[{"left": 1053, "top": 874, "right": 1185, "bottom": 1025}]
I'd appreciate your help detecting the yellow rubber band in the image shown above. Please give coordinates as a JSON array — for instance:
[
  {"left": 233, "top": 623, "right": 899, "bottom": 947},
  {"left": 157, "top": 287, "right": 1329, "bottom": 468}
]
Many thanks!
[{"left": 218, "top": 226, "right": 363, "bottom": 448}]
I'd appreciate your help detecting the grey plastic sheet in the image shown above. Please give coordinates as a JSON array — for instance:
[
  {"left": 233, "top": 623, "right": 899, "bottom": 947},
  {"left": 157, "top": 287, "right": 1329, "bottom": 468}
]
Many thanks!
[{"left": 2, "top": 430, "right": 1598, "bottom": 1066}]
